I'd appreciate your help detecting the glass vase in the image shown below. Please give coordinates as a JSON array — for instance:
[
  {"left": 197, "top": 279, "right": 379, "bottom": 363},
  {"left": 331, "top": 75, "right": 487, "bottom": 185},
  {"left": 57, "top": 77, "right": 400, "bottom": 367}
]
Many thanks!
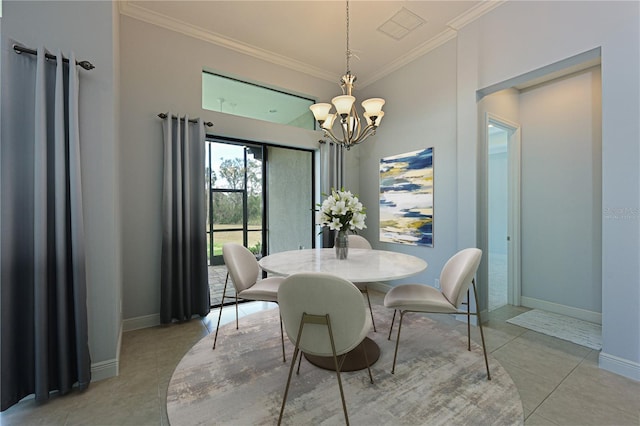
[{"left": 334, "top": 231, "right": 349, "bottom": 260}]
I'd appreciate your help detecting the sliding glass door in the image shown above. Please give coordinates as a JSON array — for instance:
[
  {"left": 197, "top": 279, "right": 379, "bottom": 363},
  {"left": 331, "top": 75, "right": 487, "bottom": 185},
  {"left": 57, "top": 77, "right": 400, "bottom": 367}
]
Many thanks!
[
  {"left": 205, "top": 138, "right": 315, "bottom": 267},
  {"left": 206, "top": 141, "right": 264, "bottom": 266}
]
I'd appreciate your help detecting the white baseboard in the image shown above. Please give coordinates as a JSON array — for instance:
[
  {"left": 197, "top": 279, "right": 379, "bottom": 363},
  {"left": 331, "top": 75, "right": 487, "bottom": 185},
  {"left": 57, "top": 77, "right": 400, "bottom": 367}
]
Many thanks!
[
  {"left": 122, "top": 313, "right": 161, "bottom": 331},
  {"left": 599, "top": 352, "right": 640, "bottom": 381},
  {"left": 91, "top": 358, "right": 119, "bottom": 382},
  {"left": 521, "top": 296, "right": 602, "bottom": 324}
]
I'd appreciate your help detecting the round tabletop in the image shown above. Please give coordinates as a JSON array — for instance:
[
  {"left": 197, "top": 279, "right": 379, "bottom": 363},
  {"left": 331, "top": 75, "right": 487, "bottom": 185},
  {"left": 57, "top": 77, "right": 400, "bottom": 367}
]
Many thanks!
[{"left": 258, "top": 248, "right": 427, "bottom": 283}]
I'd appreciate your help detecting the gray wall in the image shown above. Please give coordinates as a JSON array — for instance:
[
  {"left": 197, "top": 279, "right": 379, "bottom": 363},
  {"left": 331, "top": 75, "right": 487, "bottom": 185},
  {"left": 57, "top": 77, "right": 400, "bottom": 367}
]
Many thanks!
[
  {"left": 455, "top": 1, "right": 638, "bottom": 377},
  {"left": 357, "top": 39, "right": 459, "bottom": 288},
  {"left": 1, "top": 1, "right": 122, "bottom": 378},
  {"left": 519, "top": 67, "right": 602, "bottom": 315},
  {"left": 119, "top": 15, "right": 336, "bottom": 323},
  {"left": 267, "top": 147, "right": 314, "bottom": 253}
]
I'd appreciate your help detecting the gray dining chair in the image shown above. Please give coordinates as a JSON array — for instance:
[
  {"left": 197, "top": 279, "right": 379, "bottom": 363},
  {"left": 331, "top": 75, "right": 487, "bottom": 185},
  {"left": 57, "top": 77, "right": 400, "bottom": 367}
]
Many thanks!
[
  {"left": 277, "top": 272, "right": 373, "bottom": 425},
  {"left": 212, "top": 243, "right": 286, "bottom": 362},
  {"left": 383, "top": 248, "right": 490, "bottom": 379},
  {"left": 347, "top": 234, "right": 377, "bottom": 332}
]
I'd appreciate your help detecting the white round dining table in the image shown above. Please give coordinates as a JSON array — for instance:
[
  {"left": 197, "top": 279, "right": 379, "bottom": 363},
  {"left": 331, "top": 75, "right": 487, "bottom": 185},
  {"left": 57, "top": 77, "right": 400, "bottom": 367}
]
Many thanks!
[
  {"left": 258, "top": 248, "right": 427, "bottom": 283},
  {"left": 258, "top": 248, "right": 427, "bottom": 372}
]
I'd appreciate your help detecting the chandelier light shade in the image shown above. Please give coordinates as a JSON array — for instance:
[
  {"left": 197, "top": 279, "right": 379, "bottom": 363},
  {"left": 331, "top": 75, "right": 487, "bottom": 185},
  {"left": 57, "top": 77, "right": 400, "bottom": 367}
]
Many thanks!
[{"left": 310, "top": 1, "right": 386, "bottom": 150}]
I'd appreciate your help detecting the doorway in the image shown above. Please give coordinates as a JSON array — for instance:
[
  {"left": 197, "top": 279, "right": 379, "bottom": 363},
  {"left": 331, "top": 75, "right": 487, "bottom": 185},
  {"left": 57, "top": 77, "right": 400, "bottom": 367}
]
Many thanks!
[{"left": 486, "top": 114, "right": 521, "bottom": 311}]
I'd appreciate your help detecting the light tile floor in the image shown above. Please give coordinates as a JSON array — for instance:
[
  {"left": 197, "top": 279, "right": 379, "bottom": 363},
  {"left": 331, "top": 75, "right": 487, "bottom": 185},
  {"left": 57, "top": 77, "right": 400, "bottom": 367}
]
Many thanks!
[{"left": 1, "top": 292, "right": 638, "bottom": 426}]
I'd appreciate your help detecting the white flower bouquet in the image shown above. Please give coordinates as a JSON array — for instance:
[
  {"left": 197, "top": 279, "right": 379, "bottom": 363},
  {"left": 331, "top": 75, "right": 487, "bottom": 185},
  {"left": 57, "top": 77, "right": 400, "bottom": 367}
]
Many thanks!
[{"left": 318, "top": 188, "right": 367, "bottom": 233}]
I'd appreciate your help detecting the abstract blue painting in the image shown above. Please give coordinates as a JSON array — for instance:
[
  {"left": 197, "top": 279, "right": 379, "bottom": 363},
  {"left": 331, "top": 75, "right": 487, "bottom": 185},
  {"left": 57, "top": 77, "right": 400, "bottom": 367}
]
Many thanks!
[{"left": 379, "top": 148, "right": 433, "bottom": 247}]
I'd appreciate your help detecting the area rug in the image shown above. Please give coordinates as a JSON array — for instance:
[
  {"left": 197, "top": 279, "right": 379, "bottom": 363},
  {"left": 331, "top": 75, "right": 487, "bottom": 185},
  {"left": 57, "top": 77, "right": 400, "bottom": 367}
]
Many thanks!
[
  {"left": 506, "top": 309, "right": 602, "bottom": 350},
  {"left": 167, "top": 307, "right": 523, "bottom": 425}
]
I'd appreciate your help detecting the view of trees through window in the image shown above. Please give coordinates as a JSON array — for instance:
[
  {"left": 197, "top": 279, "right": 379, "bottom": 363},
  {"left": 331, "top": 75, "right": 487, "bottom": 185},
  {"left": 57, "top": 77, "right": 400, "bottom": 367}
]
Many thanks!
[{"left": 205, "top": 141, "right": 263, "bottom": 264}]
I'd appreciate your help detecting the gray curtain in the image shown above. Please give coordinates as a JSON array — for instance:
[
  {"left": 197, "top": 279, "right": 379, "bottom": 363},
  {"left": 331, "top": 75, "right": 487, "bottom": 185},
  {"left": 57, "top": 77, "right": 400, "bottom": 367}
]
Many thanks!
[
  {"left": 1, "top": 44, "right": 91, "bottom": 411},
  {"left": 160, "top": 113, "right": 210, "bottom": 324},
  {"left": 319, "top": 141, "right": 344, "bottom": 248}
]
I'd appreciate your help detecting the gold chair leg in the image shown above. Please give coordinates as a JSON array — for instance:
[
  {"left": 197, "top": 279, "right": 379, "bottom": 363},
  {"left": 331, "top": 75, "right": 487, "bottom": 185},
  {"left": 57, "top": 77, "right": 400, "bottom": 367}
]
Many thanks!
[
  {"left": 364, "top": 286, "right": 376, "bottom": 332},
  {"left": 467, "top": 289, "right": 471, "bottom": 351},
  {"left": 296, "top": 349, "right": 304, "bottom": 375},
  {"left": 278, "top": 315, "right": 307, "bottom": 425},
  {"left": 326, "top": 315, "right": 349, "bottom": 426},
  {"left": 279, "top": 313, "right": 286, "bottom": 362},
  {"left": 472, "top": 279, "right": 491, "bottom": 380},
  {"left": 391, "top": 311, "right": 405, "bottom": 374},
  {"left": 361, "top": 339, "right": 374, "bottom": 384},
  {"left": 212, "top": 272, "right": 230, "bottom": 350},
  {"left": 278, "top": 346, "right": 299, "bottom": 425},
  {"left": 388, "top": 309, "right": 397, "bottom": 340},
  {"left": 234, "top": 290, "right": 239, "bottom": 330}
]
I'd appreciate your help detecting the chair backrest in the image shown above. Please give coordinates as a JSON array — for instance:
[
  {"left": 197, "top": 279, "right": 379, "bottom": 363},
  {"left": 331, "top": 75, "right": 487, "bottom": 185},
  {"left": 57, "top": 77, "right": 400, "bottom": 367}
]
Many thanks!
[
  {"left": 222, "top": 243, "right": 259, "bottom": 293},
  {"left": 278, "top": 273, "right": 370, "bottom": 357},
  {"left": 348, "top": 234, "right": 372, "bottom": 250},
  {"left": 440, "top": 248, "right": 482, "bottom": 308}
]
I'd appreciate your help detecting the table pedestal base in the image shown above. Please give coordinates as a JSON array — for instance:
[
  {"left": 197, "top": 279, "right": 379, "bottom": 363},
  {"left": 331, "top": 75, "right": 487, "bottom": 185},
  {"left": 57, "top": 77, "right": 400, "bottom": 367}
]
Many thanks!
[{"left": 303, "top": 337, "right": 380, "bottom": 372}]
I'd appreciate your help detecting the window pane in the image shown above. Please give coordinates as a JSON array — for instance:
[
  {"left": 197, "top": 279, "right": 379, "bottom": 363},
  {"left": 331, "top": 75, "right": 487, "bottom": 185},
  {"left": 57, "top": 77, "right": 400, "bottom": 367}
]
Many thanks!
[
  {"left": 209, "top": 142, "right": 246, "bottom": 190},
  {"left": 202, "top": 72, "right": 315, "bottom": 130}
]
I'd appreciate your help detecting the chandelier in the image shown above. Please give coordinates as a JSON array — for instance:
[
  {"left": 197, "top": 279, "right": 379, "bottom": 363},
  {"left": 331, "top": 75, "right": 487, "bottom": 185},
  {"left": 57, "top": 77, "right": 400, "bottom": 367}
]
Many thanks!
[{"left": 309, "top": 1, "right": 385, "bottom": 150}]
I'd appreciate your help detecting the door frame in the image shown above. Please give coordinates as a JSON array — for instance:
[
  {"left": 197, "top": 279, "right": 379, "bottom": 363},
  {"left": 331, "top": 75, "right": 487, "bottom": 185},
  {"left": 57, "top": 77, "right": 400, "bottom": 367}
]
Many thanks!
[{"left": 485, "top": 113, "right": 522, "bottom": 306}]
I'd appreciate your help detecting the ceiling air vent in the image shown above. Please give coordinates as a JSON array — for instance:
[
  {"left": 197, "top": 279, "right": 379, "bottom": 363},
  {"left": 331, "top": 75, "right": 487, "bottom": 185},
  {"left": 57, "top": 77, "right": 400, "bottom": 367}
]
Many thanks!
[{"left": 377, "top": 7, "right": 426, "bottom": 40}]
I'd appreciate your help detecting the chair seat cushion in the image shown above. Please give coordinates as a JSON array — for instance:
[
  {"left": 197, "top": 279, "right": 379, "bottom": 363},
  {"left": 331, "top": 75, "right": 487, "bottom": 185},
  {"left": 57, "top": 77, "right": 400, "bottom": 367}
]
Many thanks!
[
  {"left": 238, "top": 276, "right": 283, "bottom": 302},
  {"left": 383, "top": 284, "right": 457, "bottom": 313}
]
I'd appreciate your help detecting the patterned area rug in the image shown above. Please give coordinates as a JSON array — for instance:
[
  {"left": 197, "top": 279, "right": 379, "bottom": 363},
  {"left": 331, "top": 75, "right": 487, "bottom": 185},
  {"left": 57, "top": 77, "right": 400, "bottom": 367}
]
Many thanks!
[
  {"left": 507, "top": 309, "right": 602, "bottom": 350},
  {"left": 168, "top": 307, "right": 523, "bottom": 425},
  {"left": 167, "top": 307, "right": 523, "bottom": 425}
]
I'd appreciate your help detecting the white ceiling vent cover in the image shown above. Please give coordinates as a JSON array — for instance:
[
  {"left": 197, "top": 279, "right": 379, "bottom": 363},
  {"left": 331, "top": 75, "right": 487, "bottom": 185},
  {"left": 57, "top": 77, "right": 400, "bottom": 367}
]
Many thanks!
[{"left": 378, "top": 7, "right": 426, "bottom": 40}]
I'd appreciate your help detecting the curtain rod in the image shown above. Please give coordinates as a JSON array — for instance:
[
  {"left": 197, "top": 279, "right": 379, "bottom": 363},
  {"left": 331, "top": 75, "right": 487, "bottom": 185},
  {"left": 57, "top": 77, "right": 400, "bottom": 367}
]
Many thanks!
[
  {"left": 13, "top": 44, "right": 95, "bottom": 71},
  {"left": 158, "top": 113, "right": 213, "bottom": 128}
]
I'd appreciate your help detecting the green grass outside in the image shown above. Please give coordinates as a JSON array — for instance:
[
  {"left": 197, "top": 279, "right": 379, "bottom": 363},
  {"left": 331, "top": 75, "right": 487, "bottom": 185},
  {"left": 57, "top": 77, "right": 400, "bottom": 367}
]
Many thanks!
[{"left": 207, "top": 224, "right": 262, "bottom": 257}]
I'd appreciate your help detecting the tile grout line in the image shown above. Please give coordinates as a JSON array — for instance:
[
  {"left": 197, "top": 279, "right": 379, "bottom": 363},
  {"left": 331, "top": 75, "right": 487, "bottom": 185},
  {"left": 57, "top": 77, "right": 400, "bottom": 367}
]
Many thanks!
[{"left": 525, "top": 349, "right": 593, "bottom": 422}]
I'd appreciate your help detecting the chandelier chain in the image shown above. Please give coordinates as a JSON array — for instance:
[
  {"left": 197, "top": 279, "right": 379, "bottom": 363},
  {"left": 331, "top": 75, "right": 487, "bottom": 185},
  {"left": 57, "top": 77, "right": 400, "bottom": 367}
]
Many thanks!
[{"left": 345, "top": 0, "right": 351, "bottom": 74}]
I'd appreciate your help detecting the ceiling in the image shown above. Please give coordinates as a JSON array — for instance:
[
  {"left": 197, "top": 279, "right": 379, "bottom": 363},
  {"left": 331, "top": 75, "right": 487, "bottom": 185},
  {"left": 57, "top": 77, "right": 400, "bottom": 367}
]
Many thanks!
[{"left": 122, "top": 1, "right": 503, "bottom": 87}]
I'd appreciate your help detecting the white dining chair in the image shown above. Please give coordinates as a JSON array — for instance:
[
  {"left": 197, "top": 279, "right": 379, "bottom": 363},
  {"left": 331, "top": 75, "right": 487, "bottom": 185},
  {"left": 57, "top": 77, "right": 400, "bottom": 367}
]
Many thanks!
[
  {"left": 277, "top": 272, "right": 373, "bottom": 425},
  {"left": 347, "top": 234, "right": 377, "bottom": 332},
  {"left": 383, "top": 248, "right": 490, "bottom": 379},
  {"left": 212, "top": 243, "right": 286, "bottom": 362}
]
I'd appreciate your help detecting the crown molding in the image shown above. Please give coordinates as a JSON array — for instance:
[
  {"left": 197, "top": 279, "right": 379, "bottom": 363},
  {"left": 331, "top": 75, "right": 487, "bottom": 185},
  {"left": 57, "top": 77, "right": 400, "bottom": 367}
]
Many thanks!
[
  {"left": 119, "top": 0, "right": 505, "bottom": 88},
  {"left": 358, "top": 0, "right": 505, "bottom": 88},
  {"left": 447, "top": 0, "right": 506, "bottom": 31},
  {"left": 118, "top": 1, "right": 337, "bottom": 83}
]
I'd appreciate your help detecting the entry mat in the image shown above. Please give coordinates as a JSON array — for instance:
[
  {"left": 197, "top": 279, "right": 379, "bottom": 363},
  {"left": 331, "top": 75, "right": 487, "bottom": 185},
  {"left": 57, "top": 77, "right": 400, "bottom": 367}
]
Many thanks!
[{"left": 507, "top": 309, "right": 602, "bottom": 350}]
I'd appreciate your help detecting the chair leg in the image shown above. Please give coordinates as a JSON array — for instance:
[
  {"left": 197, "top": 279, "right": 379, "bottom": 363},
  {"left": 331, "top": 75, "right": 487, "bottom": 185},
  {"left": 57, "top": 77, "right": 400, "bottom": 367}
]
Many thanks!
[
  {"left": 363, "top": 286, "right": 376, "bottom": 332},
  {"left": 388, "top": 309, "right": 397, "bottom": 340},
  {"left": 212, "top": 272, "right": 230, "bottom": 350},
  {"left": 326, "top": 315, "right": 349, "bottom": 425},
  {"left": 296, "top": 349, "right": 304, "bottom": 375},
  {"left": 279, "top": 313, "right": 286, "bottom": 362},
  {"left": 472, "top": 279, "right": 491, "bottom": 380},
  {"left": 278, "top": 315, "right": 307, "bottom": 425},
  {"left": 278, "top": 345, "right": 300, "bottom": 426},
  {"left": 235, "top": 290, "right": 239, "bottom": 330},
  {"left": 391, "top": 311, "right": 405, "bottom": 374},
  {"left": 467, "top": 289, "right": 471, "bottom": 351},
  {"left": 361, "top": 339, "right": 374, "bottom": 384}
]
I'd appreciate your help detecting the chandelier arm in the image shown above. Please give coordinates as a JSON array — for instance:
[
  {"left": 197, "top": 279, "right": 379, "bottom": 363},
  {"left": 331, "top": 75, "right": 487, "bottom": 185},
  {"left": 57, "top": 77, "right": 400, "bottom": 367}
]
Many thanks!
[
  {"left": 352, "top": 124, "right": 377, "bottom": 145},
  {"left": 340, "top": 116, "right": 352, "bottom": 146},
  {"left": 322, "top": 128, "right": 345, "bottom": 145}
]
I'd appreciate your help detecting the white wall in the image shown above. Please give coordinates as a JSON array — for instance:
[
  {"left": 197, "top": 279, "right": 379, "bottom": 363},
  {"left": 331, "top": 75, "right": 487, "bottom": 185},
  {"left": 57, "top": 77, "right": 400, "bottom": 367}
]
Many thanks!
[
  {"left": 357, "top": 39, "right": 459, "bottom": 288},
  {"left": 1, "top": 1, "right": 122, "bottom": 379},
  {"left": 119, "top": 15, "right": 337, "bottom": 322},
  {"left": 456, "top": 1, "right": 639, "bottom": 379}
]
